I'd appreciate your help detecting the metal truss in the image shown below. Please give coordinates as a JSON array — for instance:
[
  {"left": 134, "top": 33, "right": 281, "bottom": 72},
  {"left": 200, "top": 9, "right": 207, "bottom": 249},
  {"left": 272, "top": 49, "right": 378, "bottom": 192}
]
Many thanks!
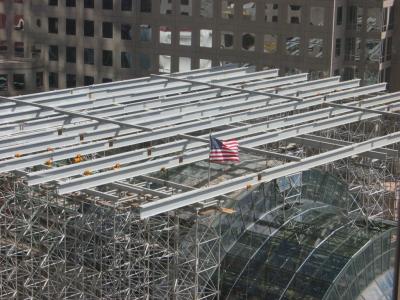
[{"left": 0, "top": 65, "right": 399, "bottom": 299}]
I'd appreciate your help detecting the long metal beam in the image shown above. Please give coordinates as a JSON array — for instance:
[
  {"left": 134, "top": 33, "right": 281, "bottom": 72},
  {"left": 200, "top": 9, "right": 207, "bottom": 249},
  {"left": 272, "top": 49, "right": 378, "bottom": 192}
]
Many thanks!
[
  {"left": 53, "top": 99, "right": 400, "bottom": 195},
  {"left": 0, "top": 81, "right": 383, "bottom": 160},
  {"left": 11, "top": 90, "right": 400, "bottom": 179},
  {"left": 139, "top": 131, "right": 400, "bottom": 218}
]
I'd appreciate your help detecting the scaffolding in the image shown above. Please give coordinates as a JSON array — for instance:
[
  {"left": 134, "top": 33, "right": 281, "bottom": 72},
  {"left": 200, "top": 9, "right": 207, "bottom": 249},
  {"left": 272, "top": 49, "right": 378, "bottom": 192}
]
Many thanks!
[{"left": 0, "top": 65, "right": 399, "bottom": 299}]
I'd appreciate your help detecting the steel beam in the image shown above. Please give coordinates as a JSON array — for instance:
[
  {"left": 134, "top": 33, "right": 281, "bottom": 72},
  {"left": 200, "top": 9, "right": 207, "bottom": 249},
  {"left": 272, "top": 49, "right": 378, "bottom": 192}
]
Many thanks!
[{"left": 139, "top": 131, "right": 400, "bottom": 218}]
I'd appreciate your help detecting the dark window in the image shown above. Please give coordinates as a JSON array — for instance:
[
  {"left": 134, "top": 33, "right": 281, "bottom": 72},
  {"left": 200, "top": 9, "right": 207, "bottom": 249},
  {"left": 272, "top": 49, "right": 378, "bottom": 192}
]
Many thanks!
[
  {"left": 102, "top": 50, "right": 113, "bottom": 66},
  {"left": 102, "top": 78, "right": 112, "bottom": 83},
  {"left": 337, "top": 6, "right": 343, "bottom": 25},
  {"left": 335, "top": 38, "right": 341, "bottom": 57},
  {"left": 48, "top": 17, "right": 58, "bottom": 33},
  {"left": 66, "top": 74, "right": 76, "bottom": 88},
  {"left": 49, "top": 45, "right": 58, "bottom": 61},
  {"left": 14, "top": 42, "right": 24, "bottom": 57},
  {"left": 102, "top": 22, "right": 113, "bottom": 38},
  {"left": 66, "top": 46, "right": 76, "bottom": 63},
  {"left": 36, "top": 72, "right": 43, "bottom": 88},
  {"left": 121, "top": 52, "right": 132, "bottom": 68},
  {"left": 66, "top": 0, "right": 75, "bottom": 7},
  {"left": 84, "top": 76, "right": 94, "bottom": 85},
  {"left": 0, "top": 14, "right": 5, "bottom": 29},
  {"left": 0, "top": 74, "right": 8, "bottom": 91},
  {"left": 48, "top": 0, "right": 58, "bottom": 5},
  {"left": 13, "top": 74, "right": 25, "bottom": 90},
  {"left": 140, "top": 0, "right": 151, "bottom": 12},
  {"left": 66, "top": 18, "right": 76, "bottom": 35},
  {"left": 84, "top": 48, "right": 94, "bottom": 65},
  {"left": 49, "top": 72, "right": 58, "bottom": 88},
  {"left": 102, "top": 0, "right": 113, "bottom": 10},
  {"left": 121, "top": 0, "right": 132, "bottom": 11},
  {"left": 84, "top": 0, "right": 94, "bottom": 8},
  {"left": 84, "top": 20, "right": 94, "bottom": 37},
  {"left": 121, "top": 24, "right": 132, "bottom": 40}
]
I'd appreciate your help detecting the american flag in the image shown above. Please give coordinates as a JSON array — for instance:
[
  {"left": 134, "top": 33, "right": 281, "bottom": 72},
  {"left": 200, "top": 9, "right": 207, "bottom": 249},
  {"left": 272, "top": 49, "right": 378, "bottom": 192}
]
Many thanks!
[{"left": 209, "top": 136, "right": 240, "bottom": 163}]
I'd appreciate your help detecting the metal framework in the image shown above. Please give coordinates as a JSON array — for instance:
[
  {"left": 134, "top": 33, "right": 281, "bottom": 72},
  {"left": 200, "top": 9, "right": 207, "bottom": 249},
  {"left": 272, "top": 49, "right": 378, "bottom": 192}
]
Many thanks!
[{"left": 0, "top": 65, "right": 399, "bottom": 299}]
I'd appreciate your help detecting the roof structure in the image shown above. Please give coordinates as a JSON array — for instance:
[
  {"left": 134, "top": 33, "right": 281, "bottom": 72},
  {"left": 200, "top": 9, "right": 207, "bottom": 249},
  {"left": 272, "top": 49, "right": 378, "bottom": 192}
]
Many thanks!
[{"left": 1, "top": 65, "right": 400, "bottom": 220}]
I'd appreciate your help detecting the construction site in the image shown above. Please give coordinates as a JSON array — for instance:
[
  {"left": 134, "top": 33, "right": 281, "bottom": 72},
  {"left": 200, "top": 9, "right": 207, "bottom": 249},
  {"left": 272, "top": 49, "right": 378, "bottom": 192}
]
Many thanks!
[{"left": 0, "top": 65, "right": 398, "bottom": 299}]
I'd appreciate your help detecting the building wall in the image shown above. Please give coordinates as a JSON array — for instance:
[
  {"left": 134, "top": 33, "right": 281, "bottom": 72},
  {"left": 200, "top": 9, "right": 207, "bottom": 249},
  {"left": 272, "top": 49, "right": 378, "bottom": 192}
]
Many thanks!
[{"left": 0, "top": 0, "right": 398, "bottom": 95}]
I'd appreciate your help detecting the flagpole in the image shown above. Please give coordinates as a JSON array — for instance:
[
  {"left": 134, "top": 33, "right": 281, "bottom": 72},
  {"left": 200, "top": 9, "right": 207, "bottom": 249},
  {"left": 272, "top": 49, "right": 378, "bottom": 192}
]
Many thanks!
[{"left": 208, "top": 134, "right": 212, "bottom": 186}]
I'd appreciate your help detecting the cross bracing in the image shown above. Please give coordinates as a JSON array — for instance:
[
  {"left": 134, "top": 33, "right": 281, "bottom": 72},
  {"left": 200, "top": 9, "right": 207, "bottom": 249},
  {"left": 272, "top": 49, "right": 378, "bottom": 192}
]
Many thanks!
[{"left": 0, "top": 65, "right": 399, "bottom": 299}]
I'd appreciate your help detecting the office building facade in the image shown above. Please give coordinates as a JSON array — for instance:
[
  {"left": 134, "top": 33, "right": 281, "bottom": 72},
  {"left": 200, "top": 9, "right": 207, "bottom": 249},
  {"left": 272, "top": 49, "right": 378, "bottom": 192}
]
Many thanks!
[{"left": 0, "top": 0, "right": 398, "bottom": 96}]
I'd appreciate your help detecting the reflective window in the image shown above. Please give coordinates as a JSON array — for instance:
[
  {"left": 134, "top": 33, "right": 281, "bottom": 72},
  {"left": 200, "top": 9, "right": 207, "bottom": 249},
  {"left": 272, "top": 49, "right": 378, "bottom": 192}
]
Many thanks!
[
  {"left": 221, "top": 31, "right": 234, "bottom": 49},
  {"left": 180, "top": 0, "right": 192, "bottom": 16},
  {"left": 243, "top": 1, "right": 256, "bottom": 21},
  {"left": 308, "top": 38, "right": 323, "bottom": 58},
  {"left": 121, "top": 24, "right": 131, "bottom": 40},
  {"left": 265, "top": 3, "right": 278, "bottom": 23},
  {"left": 13, "top": 74, "right": 25, "bottom": 90},
  {"left": 264, "top": 34, "right": 277, "bottom": 54},
  {"left": 121, "top": 0, "right": 132, "bottom": 11},
  {"left": 102, "top": 50, "right": 113, "bottom": 66},
  {"left": 179, "top": 29, "right": 192, "bottom": 46},
  {"left": 159, "top": 54, "right": 171, "bottom": 73},
  {"left": 365, "top": 39, "right": 381, "bottom": 62},
  {"left": 179, "top": 56, "right": 191, "bottom": 72},
  {"left": 140, "top": 25, "right": 152, "bottom": 42},
  {"left": 288, "top": 5, "right": 301, "bottom": 24},
  {"left": 242, "top": 33, "right": 255, "bottom": 51},
  {"left": 367, "top": 8, "right": 381, "bottom": 32},
  {"left": 159, "top": 26, "right": 171, "bottom": 44},
  {"left": 222, "top": 1, "right": 234, "bottom": 19},
  {"left": 199, "top": 58, "right": 212, "bottom": 69},
  {"left": 139, "top": 53, "right": 151, "bottom": 70},
  {"left": 200, "top": 29, "right": 212, "bottom": 48},
  {"left": 310, "top": 7, "right": 324, "bottom": 26},
  {"left": 286, "top": 36, "right": 300, "bottom": 56},
  {"left": 121, "top": 51, "right": 132, "bottom": 68},
  {"left": 200, "top": 0, "right": 213, "bottom": 18},
  {"left": 0, "top": 74, "right": 8, "bottom": 91},
  {"left": 160, "top": 0, "right": 172, "bottom": 15}
]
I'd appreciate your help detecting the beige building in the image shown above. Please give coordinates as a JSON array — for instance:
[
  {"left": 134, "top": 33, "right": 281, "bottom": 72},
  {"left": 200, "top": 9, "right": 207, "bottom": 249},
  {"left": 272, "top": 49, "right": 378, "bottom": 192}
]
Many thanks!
[{"left": 0, "top": 0, "right": 398, "bottom": 96}]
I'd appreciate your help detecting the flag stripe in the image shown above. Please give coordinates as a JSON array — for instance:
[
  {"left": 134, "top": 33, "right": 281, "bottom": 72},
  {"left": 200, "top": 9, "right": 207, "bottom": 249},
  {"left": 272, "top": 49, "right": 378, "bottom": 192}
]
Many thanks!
[{"left": 209, "top": 136, "right": 240, "bottom": 164}]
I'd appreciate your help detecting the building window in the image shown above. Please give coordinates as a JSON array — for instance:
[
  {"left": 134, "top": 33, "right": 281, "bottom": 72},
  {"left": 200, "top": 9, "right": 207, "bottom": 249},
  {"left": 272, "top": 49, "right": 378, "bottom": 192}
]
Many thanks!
[
  {"left": 222, "top": 1, "right": 234, "bottom": 19},
  {"left": 102, "top": 78, "right": 112, "bottom": 83},
  {"left": 242, "top": 1, "right": 255, "bottom": 21},
  {"left": 84, "top": 20, "right": 94, "bottom": 37},
  {"left": 199, "top": 58, "right": 212, "bottom": 69},
  {"left": 49, "top": 45, "right": 58, "bottom": 61},
  {"left": 286, "top": 37, "right": 300, "bottom": 56},
  {"left": 242, "top": 33, "right": 255, "bottom": 51},
  {"left": 139, "top": 53, "right": 151, "bottom": 70},
  {"left": 140, "top": 25, "right": 152, "bottom": 42},
  {"left": 288, "top": 5, "right": 301, "bottom": 24},
  {"left": 159, "top": 26, "right": 172, "bottom": 44},
  {"left": 347, "top": 6, "right": 363, "bottom": 31},
  {"left": 102, "top": 22, "right": 113, "bottom": 38},
  {"left": 159, "top": 54, "right": 171, "bottom": 73},
  {"left": 36, "top": 72, "right": 43, "bottom": 88},
  {"left": 84, "top": 48, "right": 94, "bottom": 64},
  {"left": 121, "top": 24, "right": 132, "bottom": 40},
  {"left": 49, "top": 72, "right": 58, "bottom": 88},
  {"left": 66, "top": 46, "right": 76, "bottom": 63},
  {"left": 102, "top": 0, "right": 113, "bottom": 10},
  {"left": 386, "top": 37, "right": 392, "bottom": 61},
  {"left": 337, "top": 6, "right": 343, "bottom": 25},
  {"left": 121, "top": 0, "right": 132, "bottom": 11},
  {"left": 48, "top": 0, "right": 58, "bottom": 6},
  {"left": 367, "top": 8, "right": 381, "bottom": 32},
  {"left": 14, "top": 42, "right": 24, "bottom": 57},
  {"left": 84, "top": 0, "right": 94, "bottom": 8},
  {"left": 335, "top": 38, "right": 341, "bottom": 57},
  {"left": 84, "top": 76, "right": 94, "bottom": 85},
  {"left": 365, "top": 39, "right": 381, "bottom": 62},
  {"left": 221, "top": 31, "right": 234, "bottom": 49},
  {"left": 264, "top": 34, "right": 277, "bottom": 53},
  {"left": 0, "top": 41, "right": 7, "bottom": 53},
  {"left": 0, "top": 14, "right": 6, "bottom": 29},
  {"left": 121, "top": 51, "right": 132, "bottom": 68},
  {"left": 179, "top": 56, "right": 191, "bottom": 72},
  {"left": 179, "top": 29, "right": 191, "bottom": 46},
  {"left": 13, "top": 74, "right": 25, "bottom": 90},
  {"left": 265, "top": 4, "right": 278, "bottom": 23},
  {"left": 66, "top": 74, "right": 76, "bottom": 88},
  {"left": 310, "top": 7, "right": 324, "bottom": 26},
  {"left": 345, "top": 37, "right": 361, "bottom": 62},
  {"left": 160, "top": 0, "right": 172, "bottom": 15},
  {"left": 48, "top": 17, "right": 58, "bottom": 33},
  {"left": 66, "top": 18, "right": 76, "bottom": 35},
  {"left": 308, "top": 38, "right": 323, "bottom": 58},
  {"left": 140, "top": 0, "right": 152, "bottom": 13},
  {"left": 102, "top": 50, "right": 113, "bottom": 66},
  {"left": 66, "top": 0, "right": 75, "bottom": 7},
  {"left": 200, "top": 29, "right": 212, "bottom": 48},
  {"left": 200, "top": 0, "right": 213, "bottom": 18},
  {"left": 0, "top": 74, "right": 8, "bottom": 91},
  {"left": 180, "top": 0, "right": 192, "bottom": 16}
]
